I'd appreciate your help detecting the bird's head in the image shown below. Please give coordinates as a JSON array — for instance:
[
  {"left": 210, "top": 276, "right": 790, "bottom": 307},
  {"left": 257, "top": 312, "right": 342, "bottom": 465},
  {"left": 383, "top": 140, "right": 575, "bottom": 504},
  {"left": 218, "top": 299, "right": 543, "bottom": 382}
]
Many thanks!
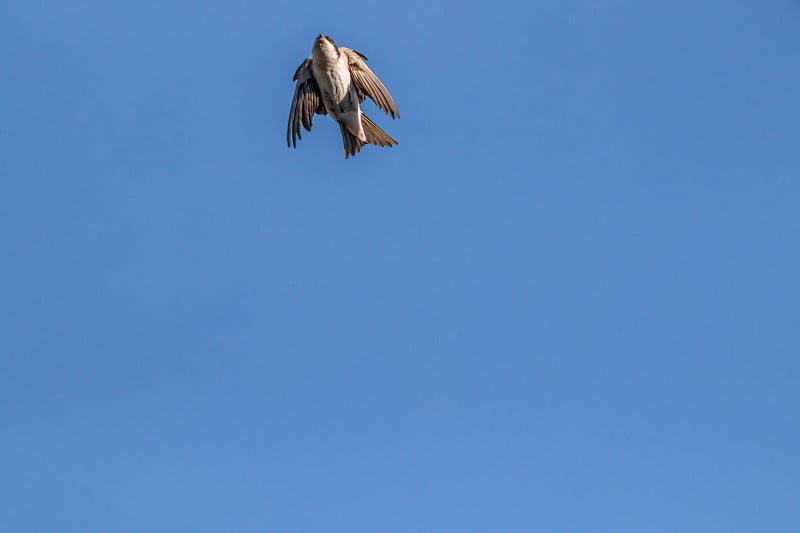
[{"left": 313, "top": 34, "right": 339, "bottom": 59}]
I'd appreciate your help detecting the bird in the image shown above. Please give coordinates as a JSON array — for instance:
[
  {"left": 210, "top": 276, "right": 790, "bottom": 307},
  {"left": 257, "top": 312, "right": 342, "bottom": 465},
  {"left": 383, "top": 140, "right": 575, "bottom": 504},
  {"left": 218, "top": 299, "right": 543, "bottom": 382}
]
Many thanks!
[{"left": 287, "top": 34, "right": 400, "bottom": 159}]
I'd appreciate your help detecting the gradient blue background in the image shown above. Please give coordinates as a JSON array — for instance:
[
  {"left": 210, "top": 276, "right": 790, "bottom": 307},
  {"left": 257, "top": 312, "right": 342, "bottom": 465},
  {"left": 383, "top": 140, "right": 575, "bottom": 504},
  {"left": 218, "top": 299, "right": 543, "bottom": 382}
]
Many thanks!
[{"left": 2, "top": 1, "right": 799, "bottom": 531}]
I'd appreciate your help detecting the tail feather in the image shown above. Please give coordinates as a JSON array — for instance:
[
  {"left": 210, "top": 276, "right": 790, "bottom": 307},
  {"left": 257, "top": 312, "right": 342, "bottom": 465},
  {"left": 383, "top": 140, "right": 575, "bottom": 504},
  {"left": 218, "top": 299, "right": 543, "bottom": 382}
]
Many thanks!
[
  {"left": 361, "top": 113, "right": 398, "bottom": 148},
  {"left": 338, "top": 113, "right": 397, "bottom": 159},
  {"left": 339, "top": 122, "right": 363, "bottom": 159}
]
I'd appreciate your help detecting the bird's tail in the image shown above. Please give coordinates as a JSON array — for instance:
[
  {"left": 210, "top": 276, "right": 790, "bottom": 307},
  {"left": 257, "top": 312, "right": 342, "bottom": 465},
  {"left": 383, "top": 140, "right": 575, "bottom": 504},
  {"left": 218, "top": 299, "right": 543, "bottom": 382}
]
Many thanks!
[
  {"left": 339, "top": 122, "right": 363, "bottom": 159},
  {"left": 361, "top": 113, "right": 397, "bottom": 148},
  {"left": 338, "top": 113, "right": 397, "bottom": 159}
]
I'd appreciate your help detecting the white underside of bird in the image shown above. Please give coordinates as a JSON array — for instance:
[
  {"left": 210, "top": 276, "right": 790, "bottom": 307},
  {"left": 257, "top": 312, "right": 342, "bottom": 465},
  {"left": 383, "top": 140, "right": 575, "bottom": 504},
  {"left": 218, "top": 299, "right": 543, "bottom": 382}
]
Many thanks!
[{"left": 311, "top": 50, "right": 366, "bottom": 142}]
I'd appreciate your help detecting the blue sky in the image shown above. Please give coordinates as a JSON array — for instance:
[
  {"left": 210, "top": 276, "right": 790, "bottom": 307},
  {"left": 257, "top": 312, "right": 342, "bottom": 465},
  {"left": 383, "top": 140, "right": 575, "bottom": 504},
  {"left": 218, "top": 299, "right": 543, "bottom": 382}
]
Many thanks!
[{"left": 2, "top": 0, "right": 799, "bottom": 531}]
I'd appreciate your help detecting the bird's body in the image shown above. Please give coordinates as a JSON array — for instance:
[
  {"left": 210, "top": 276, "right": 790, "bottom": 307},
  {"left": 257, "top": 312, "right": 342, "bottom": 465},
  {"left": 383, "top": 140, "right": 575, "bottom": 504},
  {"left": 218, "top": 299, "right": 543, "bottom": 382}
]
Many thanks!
[
  {"left": 311, "top": 41, "right": 363, "bottom": 140},
  {"left": 288, "top": 35, "right": 399, "bottom": 158}
]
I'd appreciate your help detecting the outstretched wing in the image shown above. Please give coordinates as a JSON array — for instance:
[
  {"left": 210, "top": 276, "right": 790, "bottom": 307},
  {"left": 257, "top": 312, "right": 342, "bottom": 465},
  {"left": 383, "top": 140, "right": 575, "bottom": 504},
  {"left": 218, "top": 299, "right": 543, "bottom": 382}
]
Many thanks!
[
  {"left": 340, "top": 48, "right": 399, "bottom": 119},
  {"left": 287, "top": 58, "right": 326, "bottom": 148}
]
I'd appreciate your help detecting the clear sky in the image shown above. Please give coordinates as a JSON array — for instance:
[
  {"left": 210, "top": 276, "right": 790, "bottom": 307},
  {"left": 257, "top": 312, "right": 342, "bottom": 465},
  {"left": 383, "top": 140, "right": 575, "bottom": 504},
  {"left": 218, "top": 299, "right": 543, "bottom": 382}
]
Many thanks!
[{"left": 2, "top": 0, "right": 799, "bottom": 531}]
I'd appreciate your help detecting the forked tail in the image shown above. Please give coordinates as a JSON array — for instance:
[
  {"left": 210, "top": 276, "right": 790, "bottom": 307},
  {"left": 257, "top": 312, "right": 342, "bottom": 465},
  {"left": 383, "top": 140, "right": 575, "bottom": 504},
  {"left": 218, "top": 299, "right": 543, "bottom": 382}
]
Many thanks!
[{"left": 339, "top": 113, "right": 398, "bottom": 159}]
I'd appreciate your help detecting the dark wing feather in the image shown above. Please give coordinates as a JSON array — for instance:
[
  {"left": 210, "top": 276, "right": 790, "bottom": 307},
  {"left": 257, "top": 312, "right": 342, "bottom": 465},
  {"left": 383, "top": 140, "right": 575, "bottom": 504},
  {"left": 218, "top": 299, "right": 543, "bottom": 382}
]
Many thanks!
[
  {"left": 287, "top": 58, "right": 326, "bottom": 148},
  {"left": 340, "top": 48, "right": 399, "bottom": 119}
]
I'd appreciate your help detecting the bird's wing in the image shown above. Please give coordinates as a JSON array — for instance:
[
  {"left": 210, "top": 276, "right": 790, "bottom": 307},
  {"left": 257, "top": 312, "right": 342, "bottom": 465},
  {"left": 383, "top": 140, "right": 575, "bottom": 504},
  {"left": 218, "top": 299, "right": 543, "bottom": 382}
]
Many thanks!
[
  {"left": 340, "top": 48, "right": 399, "bottom": 119},
  {"left": 287, "top": 58, "right": 326, "bottom": 148}
]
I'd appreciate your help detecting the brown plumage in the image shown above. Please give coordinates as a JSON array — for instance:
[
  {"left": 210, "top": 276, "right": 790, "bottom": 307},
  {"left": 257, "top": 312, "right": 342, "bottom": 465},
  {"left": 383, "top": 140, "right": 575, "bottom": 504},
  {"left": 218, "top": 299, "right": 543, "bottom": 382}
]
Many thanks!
[{"left": 287, "top": 35, "right": 400, "bottom": 158}]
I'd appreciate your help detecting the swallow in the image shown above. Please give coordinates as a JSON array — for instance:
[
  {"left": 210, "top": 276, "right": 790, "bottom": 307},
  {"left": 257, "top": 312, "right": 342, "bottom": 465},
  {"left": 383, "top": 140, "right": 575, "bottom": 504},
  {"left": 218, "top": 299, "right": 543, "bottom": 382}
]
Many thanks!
[{"left": 287, "top": 34, "right": 400, "bottom": 159}]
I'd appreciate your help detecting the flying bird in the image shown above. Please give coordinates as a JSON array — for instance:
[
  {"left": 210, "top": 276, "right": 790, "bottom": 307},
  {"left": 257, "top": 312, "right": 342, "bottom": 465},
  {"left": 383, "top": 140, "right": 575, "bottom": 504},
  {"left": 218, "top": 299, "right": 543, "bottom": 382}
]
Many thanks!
[{"left": 287, "top": 35, "right": 400, "bottom": 159}]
